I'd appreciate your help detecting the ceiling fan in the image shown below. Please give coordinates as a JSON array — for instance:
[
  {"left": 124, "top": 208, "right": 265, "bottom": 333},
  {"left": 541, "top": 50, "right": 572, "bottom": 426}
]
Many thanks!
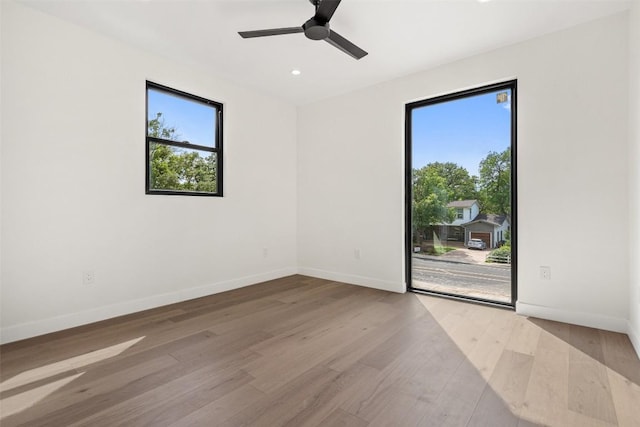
[{"left": 238, "top": 0, "right": 368, "bottom": 60}]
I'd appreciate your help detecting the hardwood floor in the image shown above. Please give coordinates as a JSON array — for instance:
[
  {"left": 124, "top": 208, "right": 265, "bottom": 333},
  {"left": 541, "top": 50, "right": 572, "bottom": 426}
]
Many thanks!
[{"left": 1, "top": 275, "right": 638, "bottom": 426}]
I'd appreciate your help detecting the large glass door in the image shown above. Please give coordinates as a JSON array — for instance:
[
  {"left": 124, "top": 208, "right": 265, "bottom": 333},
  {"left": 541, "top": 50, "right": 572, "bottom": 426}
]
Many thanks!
[{"left": 405, "top": 81, "right": 517, "bottom": 306}]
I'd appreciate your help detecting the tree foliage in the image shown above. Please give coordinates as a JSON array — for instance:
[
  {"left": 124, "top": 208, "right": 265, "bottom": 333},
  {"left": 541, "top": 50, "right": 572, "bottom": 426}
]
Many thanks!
[
  {"left": 412, "top": 167, "right": 455, "bottom": 239},
  {"left": 148, "top": 112, "right": 179, "bottom": 141},
  {"left": 148, "top": 112, "right": 217, "bottom": 193},
  {"left": 423, "top": 162, "right": 477, "bottom": 201},
  {"left": 477, "top": 148, "right": 510, "bottom": 215}
]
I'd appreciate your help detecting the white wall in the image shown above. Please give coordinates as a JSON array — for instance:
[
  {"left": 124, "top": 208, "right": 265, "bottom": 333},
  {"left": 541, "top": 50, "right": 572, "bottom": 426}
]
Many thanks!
[
  {"left": 298, "top": 13, "right": 631, "bottom": 332},
  {"left": 0, "top": 1, "right": 298, "bottom": 343},
  {"left": 628, "top": 1, "right": 640, "bottom": 355}
]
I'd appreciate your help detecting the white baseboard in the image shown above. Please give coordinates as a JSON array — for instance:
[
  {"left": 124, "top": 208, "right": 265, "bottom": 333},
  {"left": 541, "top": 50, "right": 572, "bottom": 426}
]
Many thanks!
[
  {"left": 628, "top": 320, "right": 640, "bottom": 359},
  {"left": 516, "top": 301, "right": 628, "bottom": 334},
  {"left": 297, "top": 267, "right": 404, "bottom": 294},
  {"left": 0, "top": 267, "right": 297, "bottom": 345}
]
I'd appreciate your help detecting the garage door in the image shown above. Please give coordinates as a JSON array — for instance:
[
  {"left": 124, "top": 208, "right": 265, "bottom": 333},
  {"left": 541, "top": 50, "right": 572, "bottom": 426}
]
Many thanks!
[{"left": 470, "top": 232, "right": 491, "bottom": 248}]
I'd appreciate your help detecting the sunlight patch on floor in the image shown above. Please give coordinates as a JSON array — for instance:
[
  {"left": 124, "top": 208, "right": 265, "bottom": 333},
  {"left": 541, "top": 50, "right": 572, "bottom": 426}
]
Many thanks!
[
  {"left": 0, "top": 336, "right": 145, "bottom": 393},
  {"left": 414, "top": 293, "right": 510, "bottom": 380},
  {"left": 414, "top": 294, "right": 640, "bottom": 426},
  {"left": 0, "top": 372, "right": 84, "bottom": 419},
  {"left": 0, "top": 336, "right": 145, "bottom": 420}
]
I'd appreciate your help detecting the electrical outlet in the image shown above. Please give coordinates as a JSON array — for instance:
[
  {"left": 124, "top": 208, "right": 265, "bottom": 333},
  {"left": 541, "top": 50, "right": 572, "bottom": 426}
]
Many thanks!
[
  {"left": 263, "top": 248, "right": 268, "bottom": 258},
  {"left": 354, "top": 249, "right": 361, "bottom": 260},
  {"left": 83, "top": 271, "right": 95, "bottom": 285},
  {"left": 540, "top": 266, "right": 551, "bottom": 281}
]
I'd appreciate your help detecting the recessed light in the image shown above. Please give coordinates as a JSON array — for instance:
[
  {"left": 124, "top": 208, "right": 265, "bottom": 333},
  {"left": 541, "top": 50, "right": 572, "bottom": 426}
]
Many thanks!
[{"left": 291, "top": 69, "right": 301, "bottom": 76}]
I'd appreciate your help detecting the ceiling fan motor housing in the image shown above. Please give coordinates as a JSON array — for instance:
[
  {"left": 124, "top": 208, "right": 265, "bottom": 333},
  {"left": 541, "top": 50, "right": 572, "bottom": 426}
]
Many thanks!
[
  {"left": 238, "top": 0, "right": 368, "bottom": 60},
  {"left": 303, "top": 18, "right": 330, "bottom": 40}
]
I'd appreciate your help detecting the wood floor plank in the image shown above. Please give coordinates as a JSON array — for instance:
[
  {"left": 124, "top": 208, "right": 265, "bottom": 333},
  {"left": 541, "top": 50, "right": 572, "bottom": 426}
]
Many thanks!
[
  {"left": 270, "top": 279, "right": 345, "bottom": 304},
  {"left": 317, "top": 408, "right": 369, "bottom": 427},
  {"left": 462, "top": 309, "right": 515, "bottom": 382},
  {"left": 9, "top": 347, "right": 259, "bottom": 427},
  {"left": 520, "top": 346, "right": 570, "bottom": 426},
  {"left": 568, "top": 357, "right": 618, "bottom": 425},
  {"left": 437, "top": 311, "right": 494, "bottom": 357},
  {"left": 357, "top": 314, "right": 437, "bottom": 371},
  {"left": 603, "top": 367, "right": 640, "bottom": 427},
  {"left": 365, "top": 390, "right": 419, "bottom": 427},
  {"left": 467, "top": 350, "right": 534, "bottom": 426},
  {"left": 1, "top": 355, "right": 178, "bottom": 427},
  {"left": 260, "top": 289, "right": 394, "bottom": 339},
  {"left": 249, "top": 299, "right": 396, "bottom": 359},
  {"left": 569, "top": 324, "right": 606, "bottom": 363},
  {"left": 516, "top": 418, "right": 543, "bottom": 427},
  {"left": 1, "top": 276, "right": 638, "bottom": 427},
  {"left": 415, "top": 358, "right": 491, "bottom": 427},
  {"left": 504, "top": 315, "right": 542, "bottom": 356},
  {"left": 245, "top": 320, "right": 372, "bottom": 393},
  {"left": 245, "top": 300, "right": 399, "bottom": 393},
  {"left": 218, "top": 365, "right": 342, "bottom": 427},
  {"left": 74, "top": 363, "right": 254, "bottom": 427},
  {"left": 323, "top": 306, "right": 425, "bottom": 373},
  {"left": 567, "top": 326, "right": 618, "bottom": 425},
  {"left": 0, "top": 308, "right": 187, "bottom": 379},
  {"left": 168, "top": 384, "right": 266, "bottom": 427},
  {"left": 207, "top": 294, "right": 335, "bottom": 336},
  {"left": 568, "top": 410, "right": 619, "bottom": 427},
  {"left": 531, "top": 318, "right": 572, "bottom": 354},
  {"left": 283, "top": 363, "right": 379, "bottom": 427},
  {"left": 600, "top": 329, "right": 640, "bottom": 386},
  {"left": 341, "top": 321, "right": 464, "bottom": 423},
  {"left": 169, "top": 330, "right": 273, "bottom": 365}
]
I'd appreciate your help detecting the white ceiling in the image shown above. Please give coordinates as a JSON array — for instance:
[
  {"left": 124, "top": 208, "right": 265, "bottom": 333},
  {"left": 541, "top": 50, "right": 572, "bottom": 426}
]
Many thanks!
[{"left": 21, "top": 0, "right": 631, "bottom": 105}]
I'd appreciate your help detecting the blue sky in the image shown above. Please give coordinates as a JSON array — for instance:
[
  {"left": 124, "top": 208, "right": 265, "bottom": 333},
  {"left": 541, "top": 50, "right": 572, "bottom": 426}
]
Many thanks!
[
  {"left": 147, "top": 88, "right": 216, "bottom": 148},
  {"left": 411, "top": 89, "right": 511, "bottom": 177}
]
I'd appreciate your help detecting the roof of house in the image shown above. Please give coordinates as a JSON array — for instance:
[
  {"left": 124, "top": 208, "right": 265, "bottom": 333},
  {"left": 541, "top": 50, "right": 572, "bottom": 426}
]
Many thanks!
[
  {"left": 447, "top": 200, "right": 478, "bottom": 208},
  {"left": 463, "top": 213, "right": 509, "bottom": 227}
]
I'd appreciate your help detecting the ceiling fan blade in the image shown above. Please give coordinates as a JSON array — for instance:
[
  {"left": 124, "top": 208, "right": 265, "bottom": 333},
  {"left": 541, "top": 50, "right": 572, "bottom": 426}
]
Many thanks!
[
  {"left": 238, "top": 27, "right": 303, "bottom": 38},
  {"left": 325, "top": 30, "right": 368, "bottom": 60},
  {"left": 314, "top": 0, "right": 341, "bottom": 23}
]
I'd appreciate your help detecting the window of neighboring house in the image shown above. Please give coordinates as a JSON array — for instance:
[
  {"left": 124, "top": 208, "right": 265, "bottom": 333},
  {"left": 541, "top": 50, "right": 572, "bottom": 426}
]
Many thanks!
[
  {"left": 146, "top": 81, "right": 223, "bottom": 196},
  {"left": 456, "top": 208, "right": 464, "bottom": 219}
]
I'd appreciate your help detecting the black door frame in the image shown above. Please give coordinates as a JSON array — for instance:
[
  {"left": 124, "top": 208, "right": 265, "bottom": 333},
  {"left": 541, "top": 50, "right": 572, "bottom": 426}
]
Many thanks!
[{"left": 405, "top": 80, "right": 518, "bottom": 308}]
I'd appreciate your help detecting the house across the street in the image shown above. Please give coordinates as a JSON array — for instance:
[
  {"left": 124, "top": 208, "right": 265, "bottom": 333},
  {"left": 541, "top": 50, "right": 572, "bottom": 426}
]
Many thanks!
[
  {"left": 463, "top": 213, "right": 510, "bottom": 249},
  {"left": 429, "top": 200, "right": 510, "bottom": 248}
]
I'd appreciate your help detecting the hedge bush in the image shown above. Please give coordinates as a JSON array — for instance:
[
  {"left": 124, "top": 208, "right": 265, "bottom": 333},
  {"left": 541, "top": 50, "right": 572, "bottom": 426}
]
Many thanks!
[{"left": 487, "top": 245, "right": 511, "bottom": 263}]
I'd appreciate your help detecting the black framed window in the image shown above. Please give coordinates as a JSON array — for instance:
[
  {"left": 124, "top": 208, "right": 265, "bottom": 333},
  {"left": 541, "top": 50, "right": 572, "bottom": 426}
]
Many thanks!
[
  {"left": 405, "top": 80, "right": 517, "bottom": 308},
  {"left": 145, "top": 81, "right": 223, "bottom": 196}
]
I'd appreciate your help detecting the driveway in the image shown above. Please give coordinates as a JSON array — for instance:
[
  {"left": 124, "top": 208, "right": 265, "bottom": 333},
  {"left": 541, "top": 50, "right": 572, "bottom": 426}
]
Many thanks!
[
  {"left": 416, "top": 246, "right": 490, "bottom": 265},
  {"left": 440, "top": 247, "right": 488, "bottom": 264}
]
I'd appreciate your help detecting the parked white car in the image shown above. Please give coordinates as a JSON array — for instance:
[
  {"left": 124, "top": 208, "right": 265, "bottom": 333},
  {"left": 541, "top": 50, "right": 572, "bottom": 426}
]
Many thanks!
[{"left": 467, "top": 238, "right": 487, "bottom": 250}]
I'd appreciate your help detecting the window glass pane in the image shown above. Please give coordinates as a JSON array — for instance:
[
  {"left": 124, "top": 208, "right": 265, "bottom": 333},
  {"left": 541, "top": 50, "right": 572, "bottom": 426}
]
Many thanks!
[
  {"left": 409, "top": 85, "right": 513, "bottom": 305},
  {"left": 147, "top": 88, "right": 216, "bottom": 148},
  {"left": 149, "top": 143, "right": 217, "bottom": 193}
]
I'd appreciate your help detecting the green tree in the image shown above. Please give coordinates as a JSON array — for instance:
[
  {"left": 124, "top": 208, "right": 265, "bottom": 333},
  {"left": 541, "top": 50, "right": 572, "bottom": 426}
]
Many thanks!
[
  {"left": 412, "top": 167, "right": 455, "bottom": 241},
  {"left": 148, "top": 112, "right": 179, "bottom": 140},
  {"left": 477, "top": 147, "right": 510, "bottom": 215},
  {"left": 424, "top": 162, "right": 478, "bottom": 201},
  {"left": 148, "top": 113, "right": 217, "bottom": 192}
]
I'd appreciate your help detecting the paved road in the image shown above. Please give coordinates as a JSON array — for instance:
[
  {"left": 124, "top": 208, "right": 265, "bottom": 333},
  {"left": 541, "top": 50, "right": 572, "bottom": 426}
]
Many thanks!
[{"left": 412, "top": 256, "right": 511, "bottom": 302}]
